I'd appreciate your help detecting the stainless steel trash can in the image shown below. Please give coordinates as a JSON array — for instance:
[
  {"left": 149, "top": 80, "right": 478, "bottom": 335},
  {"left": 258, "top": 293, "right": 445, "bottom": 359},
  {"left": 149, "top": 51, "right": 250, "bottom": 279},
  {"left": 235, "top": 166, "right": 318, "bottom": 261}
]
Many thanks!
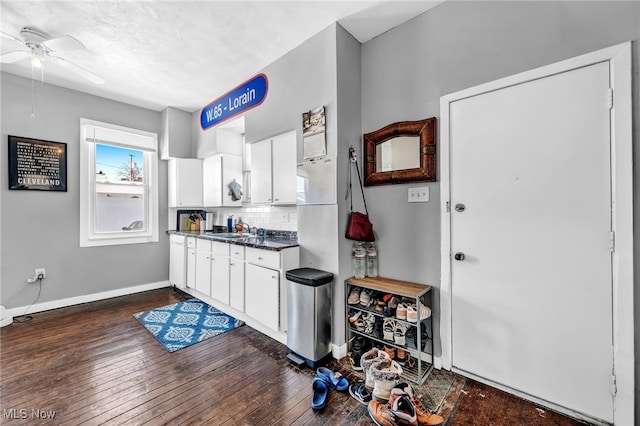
[{"left": 285, "top": 267, "right": 333, "bottom": 368}]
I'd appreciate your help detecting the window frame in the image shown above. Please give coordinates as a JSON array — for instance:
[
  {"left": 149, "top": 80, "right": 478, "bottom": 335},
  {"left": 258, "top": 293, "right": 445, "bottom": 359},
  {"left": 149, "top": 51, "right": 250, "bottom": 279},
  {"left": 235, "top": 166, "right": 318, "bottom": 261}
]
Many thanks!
[{"left": 80, "top": 118, "right": 159, "bottom": 247}]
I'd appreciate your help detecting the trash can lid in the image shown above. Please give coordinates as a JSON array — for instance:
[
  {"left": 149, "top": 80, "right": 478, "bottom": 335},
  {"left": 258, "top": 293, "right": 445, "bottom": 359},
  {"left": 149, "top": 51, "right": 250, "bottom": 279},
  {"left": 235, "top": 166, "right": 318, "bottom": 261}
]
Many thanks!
[{"left": 285, "top": 267, "right": 334, "bottom": 287}]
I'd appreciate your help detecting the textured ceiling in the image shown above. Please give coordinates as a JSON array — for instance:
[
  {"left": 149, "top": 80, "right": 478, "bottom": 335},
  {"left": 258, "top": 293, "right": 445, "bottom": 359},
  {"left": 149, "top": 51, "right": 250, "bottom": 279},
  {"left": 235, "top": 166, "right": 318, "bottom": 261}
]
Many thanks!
[{"left": 0, "top": 1, "right": 442, "bottom": 113}]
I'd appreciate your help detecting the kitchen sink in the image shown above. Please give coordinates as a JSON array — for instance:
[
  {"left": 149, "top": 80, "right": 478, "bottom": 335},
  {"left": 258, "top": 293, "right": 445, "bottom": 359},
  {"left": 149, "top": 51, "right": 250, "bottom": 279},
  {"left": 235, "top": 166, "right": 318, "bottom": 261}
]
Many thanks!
[{"left": 209, "top": 232, "right": 253, "bottom": 239}]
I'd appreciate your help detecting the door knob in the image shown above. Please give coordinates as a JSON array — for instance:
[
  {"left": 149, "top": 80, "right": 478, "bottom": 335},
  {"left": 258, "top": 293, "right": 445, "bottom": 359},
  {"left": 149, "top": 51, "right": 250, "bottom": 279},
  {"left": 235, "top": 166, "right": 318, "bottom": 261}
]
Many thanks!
[
  {"left": 455, "top": 203, "right": 465, "bottom": 212},
  {"left": 454, "top": 252, "right": 465, "bottom": 261}
]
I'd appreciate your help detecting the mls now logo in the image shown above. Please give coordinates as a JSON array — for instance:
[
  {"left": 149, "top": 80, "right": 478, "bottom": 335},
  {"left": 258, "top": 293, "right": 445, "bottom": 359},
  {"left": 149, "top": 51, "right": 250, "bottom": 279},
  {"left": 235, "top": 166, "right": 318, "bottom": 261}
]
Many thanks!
[
  {"left": 3, "top": 409, "right": 28, "bottom": 419},
  {"left": 3, "top": 408, "right": 56, "bottom": 420}
]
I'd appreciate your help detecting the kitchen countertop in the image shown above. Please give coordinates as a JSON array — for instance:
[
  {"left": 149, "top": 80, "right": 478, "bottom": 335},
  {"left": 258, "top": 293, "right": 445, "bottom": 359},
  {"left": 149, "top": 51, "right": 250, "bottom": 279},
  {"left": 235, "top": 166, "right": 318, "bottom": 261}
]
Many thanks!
[{"left": 167, "top": 230, "right": 299, "bottom": 251}]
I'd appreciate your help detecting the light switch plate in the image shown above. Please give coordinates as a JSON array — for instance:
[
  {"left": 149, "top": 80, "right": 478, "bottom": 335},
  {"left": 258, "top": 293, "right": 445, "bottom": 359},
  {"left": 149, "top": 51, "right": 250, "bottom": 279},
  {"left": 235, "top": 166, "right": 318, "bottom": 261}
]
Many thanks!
[{"left": 408, "top": 186, "right": 429, "bottom": 203}]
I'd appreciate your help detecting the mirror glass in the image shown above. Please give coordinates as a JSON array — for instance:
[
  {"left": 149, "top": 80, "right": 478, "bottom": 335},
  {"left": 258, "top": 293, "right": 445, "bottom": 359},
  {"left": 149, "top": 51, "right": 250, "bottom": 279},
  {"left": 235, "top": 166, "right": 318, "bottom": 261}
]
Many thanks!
[
  {"left": 363, "top": 117, "right": 436, "bottom": 186},
  {"left": 375, "top": 136, "right": 420, "bottom": 172}
]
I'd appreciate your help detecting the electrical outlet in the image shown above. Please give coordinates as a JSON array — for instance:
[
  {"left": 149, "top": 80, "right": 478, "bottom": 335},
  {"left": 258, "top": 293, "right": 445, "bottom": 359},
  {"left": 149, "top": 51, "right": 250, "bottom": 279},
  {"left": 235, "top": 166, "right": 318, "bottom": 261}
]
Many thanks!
[
  {"left": 35, "top": 268, "right": 46, "bottom": 279},
  {"left": 408, "top": 186, "right": 429, "bottom": 203}
]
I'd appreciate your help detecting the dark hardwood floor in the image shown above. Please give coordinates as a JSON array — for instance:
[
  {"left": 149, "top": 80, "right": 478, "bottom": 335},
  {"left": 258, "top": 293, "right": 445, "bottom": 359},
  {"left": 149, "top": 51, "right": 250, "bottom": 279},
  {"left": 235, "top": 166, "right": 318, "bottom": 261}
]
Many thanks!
[{"left": 0, "top": 288, "right": 586, "bottom": 425}]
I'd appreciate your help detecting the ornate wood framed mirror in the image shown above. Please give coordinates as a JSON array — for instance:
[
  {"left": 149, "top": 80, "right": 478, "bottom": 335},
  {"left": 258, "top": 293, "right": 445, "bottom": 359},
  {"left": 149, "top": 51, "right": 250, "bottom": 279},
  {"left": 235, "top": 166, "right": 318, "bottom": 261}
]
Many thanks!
[{"left": 363, "top": 117, "right": 436, "bottom": 186}]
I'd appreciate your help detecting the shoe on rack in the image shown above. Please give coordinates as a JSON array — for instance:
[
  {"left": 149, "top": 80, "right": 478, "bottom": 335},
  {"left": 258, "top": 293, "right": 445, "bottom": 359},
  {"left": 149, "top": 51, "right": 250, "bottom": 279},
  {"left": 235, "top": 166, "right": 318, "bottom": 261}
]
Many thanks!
[
  {"left": 406, "top": 304, "right": 418, "bottom": 322},
  {"left": 392, "top": 383, "right": 445, "bottom": 426},
  {"left": 348, "top": 310, "right": 362, "bottom": 324},
  {"left": 348, "top": 287, "right": 361, "bottom": 305},
  {"left": 350, "top": 336, "right": 369, "bottom": 371},
  {"left": 388, "top": 296, "right": 400, "bottom": 309},
  {"left": 405, "top": 326, "right": 417, "bottom": 349},
  {"left": 368, "top": 388, "right": 417, "bottom": 426},
  {"left": 396, "top": 303, "right": 408, "bottom": 320},
  {"left": 373, "top": 317, "right": 384, "bottom": 339},
  {"left": 360, "top": 289, "right": 374, "bottom": 307},
  {"left": 383, "top": 318, "right": 395, "bottom": 341},
  {"left": 349, "top": 381, "right": 372, "bottom": 405},
  {"left": 419, "top": 304, "right": 431, "bottom": 320},
  {"left": 420, "top": 322, "right": 430, "bottom": 352},
  {"left": 365, "top": 321, "right": 374, "bottom": 335},
  {"left": 363, "top": 312, "right": 375, "bottom": 334},
  {"left": 361, "top": 348, "right": 390, "bottom": 390},
  {"left": 354, "top": 319, "right": 366, "bottom": 332},
  {"left": 369, "top": 358, "right": 403, "bottom": 402},
  {"left": 396, "top": 347, "right": 408, "bottom": 365},
  {"left": 383, "top": 345, "right": 396, "bottom": 360},
  {"left": 394, "top": 322, "right": 408, "bottom": 346}
]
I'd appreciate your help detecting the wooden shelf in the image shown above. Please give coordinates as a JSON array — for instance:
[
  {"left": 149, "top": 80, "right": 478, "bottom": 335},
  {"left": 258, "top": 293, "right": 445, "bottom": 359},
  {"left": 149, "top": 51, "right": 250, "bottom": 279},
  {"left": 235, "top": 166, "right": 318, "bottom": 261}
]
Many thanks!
[{"left": 346, "top": 276, "right": 432, "bottom": 299}]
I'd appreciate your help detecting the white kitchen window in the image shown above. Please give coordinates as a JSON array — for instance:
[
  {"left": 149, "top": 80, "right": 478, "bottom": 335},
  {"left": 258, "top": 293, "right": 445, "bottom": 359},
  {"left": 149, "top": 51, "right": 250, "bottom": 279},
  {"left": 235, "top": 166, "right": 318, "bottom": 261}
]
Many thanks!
[{"left": 80, "top": 118, "right": 159, "bottom": 247}]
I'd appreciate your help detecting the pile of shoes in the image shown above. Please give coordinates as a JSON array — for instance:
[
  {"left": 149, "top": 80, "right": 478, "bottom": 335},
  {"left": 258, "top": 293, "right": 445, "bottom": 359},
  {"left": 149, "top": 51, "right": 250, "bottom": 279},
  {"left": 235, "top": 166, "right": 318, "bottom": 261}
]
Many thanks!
[
  {"left": 348, "top": 348, "right": 445, "bottom": 425},
  {"left": 311, "top": 367, "right": 349, "bottom": 410},
  {"left": 348, "top": 288, "right": 431, "bottom": 323}
]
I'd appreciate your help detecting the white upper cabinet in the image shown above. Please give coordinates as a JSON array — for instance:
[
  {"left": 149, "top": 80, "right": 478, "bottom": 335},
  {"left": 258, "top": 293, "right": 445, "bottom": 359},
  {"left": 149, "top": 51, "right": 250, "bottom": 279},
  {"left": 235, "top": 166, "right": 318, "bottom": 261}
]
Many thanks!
[
  {"left": 168, "top": 158, "right": 203, "bottom": 207},
  {"left": 203, "top": 154, "right": 243, "bottom": 207},
  {"left": 250, "top": 130, "right": 297, "bottom": 205}
]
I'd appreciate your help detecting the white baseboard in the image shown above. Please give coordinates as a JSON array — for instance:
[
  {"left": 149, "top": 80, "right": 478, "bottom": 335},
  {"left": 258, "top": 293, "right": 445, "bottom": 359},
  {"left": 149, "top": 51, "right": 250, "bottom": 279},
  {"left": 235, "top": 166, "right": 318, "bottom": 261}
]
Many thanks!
[
  {"left": 6, "top": 281, "right": 170, "bottom": 318},
  {"left": 332, "top": 342, "right": 348, "bottom": 359}
]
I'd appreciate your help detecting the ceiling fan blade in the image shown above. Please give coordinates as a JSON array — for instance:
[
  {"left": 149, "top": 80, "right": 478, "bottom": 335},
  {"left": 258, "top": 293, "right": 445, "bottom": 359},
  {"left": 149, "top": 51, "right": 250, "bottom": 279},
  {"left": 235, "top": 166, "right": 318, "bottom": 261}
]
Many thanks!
[
  {"left": 42, "top": 35, "right": 84, "bottom": 52},
  {"left": 49, "top": 56, "right": 105, "bottom": 85},
  {"left": 0, "top": 31, "right": 24, "bottom": 45},
  {"left": 0, "top": 50, "right": 30, "bottom": 63}
]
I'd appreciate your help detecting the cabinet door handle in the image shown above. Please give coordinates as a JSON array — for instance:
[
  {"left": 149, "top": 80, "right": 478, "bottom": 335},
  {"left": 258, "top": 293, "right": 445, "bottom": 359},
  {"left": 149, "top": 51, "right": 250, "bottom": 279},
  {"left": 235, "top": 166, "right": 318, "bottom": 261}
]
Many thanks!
[
  {"left": 230, "top": 262, "right": 235, "bottom": 266},
  {"left": 267, "top": 198, "right": 272, "bottom": 202},
  {"left": 258, "top": 257, "right": 263, "bottom": 260},
  {"left": 271, "top": 276, "right": 277, "bottom": 279},
  {"left": 274, "top": 198, "right": 279, "bottom": 202}
]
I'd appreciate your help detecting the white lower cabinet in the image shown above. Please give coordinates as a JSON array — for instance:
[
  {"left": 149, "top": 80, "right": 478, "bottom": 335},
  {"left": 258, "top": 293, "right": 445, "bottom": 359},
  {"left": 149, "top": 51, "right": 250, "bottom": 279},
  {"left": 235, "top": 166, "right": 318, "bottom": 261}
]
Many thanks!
[
  {"left": 185, "top": 238, "right": 197, "bottom": 289},
  {"left": 169, "top": 235, "right": 186, "bottom": 288},
  {"left": 174, "top": 233, "right": 299, "bottom": 343},
  {"left": 210, "top": 242, "right": 231, "bottom": 304},
  {"left": 244, "top": 246, "right": 299, "bottom": 332},
  {"left": 245, "top": 263, "right": 280, "bottom": 331},
  {"left": 195, "top": 239, "right": 212, "bottom": 296},
  {"left": 229, "top": 246, "right": 245, "bottom": 312}
]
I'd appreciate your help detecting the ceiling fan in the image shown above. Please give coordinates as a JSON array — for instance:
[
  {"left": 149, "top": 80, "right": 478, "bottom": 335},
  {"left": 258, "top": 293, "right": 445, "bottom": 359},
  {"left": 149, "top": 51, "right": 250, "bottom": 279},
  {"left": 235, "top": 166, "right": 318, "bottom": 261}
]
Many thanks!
[{"left": 0, "top": 26, "right": 104, "bottom": 85}]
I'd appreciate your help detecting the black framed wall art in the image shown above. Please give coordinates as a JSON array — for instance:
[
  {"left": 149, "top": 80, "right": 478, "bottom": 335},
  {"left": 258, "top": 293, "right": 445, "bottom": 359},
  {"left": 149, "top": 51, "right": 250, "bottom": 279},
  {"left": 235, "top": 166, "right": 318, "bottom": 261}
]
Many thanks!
[{"left": 8, "top": 135, "right": 67, "bottom": 191}]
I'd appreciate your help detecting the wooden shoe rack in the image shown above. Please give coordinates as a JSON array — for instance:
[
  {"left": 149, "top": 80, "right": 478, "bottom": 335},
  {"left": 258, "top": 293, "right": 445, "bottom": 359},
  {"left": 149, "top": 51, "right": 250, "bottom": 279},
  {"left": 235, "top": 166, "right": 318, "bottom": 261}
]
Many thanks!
[{"left": 346, "top": 276, "right": 434, "bottom": 385}]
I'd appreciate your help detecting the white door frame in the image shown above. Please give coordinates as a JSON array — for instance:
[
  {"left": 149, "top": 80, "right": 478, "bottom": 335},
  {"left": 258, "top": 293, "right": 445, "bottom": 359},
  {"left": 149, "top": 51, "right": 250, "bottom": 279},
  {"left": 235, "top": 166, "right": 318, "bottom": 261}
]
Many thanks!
[{"left": 439, "top": 42, "right": 633, "bottom": 425}]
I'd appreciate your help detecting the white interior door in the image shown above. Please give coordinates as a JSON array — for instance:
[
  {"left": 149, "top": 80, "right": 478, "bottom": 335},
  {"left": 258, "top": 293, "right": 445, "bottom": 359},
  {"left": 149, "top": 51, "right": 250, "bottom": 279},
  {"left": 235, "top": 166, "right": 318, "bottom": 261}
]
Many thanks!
[{"left": 448, "top": 62, "right": 613, "bottom": 422}]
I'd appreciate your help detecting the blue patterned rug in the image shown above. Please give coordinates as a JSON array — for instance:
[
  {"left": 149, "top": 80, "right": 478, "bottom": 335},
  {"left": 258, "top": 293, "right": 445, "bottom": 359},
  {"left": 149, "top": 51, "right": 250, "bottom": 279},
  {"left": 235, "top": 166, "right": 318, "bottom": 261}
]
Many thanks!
[{"left": 133, "top": 298, "right": 244, "bottom": 352}]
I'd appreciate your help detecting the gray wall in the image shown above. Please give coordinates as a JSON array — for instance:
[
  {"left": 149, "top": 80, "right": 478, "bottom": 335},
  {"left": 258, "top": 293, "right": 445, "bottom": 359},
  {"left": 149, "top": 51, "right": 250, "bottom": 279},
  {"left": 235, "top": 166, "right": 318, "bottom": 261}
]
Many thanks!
[
  {"left": 1, "top": 73, "right": 168, "bottom": 309},
  {"left": 360, "top": 0, "right": 639, "bottom": 415},
  {"left": 335, "top": 23, "right": 363, "bottom": 346}
]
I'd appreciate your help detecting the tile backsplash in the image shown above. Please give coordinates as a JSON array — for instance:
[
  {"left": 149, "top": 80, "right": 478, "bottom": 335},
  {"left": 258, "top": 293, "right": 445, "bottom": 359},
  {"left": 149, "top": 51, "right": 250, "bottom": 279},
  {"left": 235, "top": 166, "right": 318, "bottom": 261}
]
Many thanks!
[{"left": 208, "top": 206, "right": 297, "bottom": 232}]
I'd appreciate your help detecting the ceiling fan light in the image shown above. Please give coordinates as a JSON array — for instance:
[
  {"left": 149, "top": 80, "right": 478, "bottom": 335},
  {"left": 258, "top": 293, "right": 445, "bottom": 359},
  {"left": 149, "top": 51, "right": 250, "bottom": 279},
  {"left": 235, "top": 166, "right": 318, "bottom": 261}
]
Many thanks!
[{"left": 30, "top": 55, "right": 42, "bottom": 68}]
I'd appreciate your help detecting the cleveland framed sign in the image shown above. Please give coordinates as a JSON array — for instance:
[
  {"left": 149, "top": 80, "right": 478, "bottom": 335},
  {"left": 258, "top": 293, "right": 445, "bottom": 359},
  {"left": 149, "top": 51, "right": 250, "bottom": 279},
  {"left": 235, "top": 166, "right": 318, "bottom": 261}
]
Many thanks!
[{"left": 8, "top": 135, "right": 67, "bottom": 191}]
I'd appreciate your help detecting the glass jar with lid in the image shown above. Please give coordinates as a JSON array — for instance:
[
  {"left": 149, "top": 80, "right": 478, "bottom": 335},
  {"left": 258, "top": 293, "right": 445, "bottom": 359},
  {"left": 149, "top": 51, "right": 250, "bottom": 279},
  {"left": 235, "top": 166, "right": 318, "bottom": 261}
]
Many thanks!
[
  {"left": 366, "top": 243, "right": 378, "bottom": 277},
  {"left": 353, "top": 242, "right": 366, "bottom": 279}
]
